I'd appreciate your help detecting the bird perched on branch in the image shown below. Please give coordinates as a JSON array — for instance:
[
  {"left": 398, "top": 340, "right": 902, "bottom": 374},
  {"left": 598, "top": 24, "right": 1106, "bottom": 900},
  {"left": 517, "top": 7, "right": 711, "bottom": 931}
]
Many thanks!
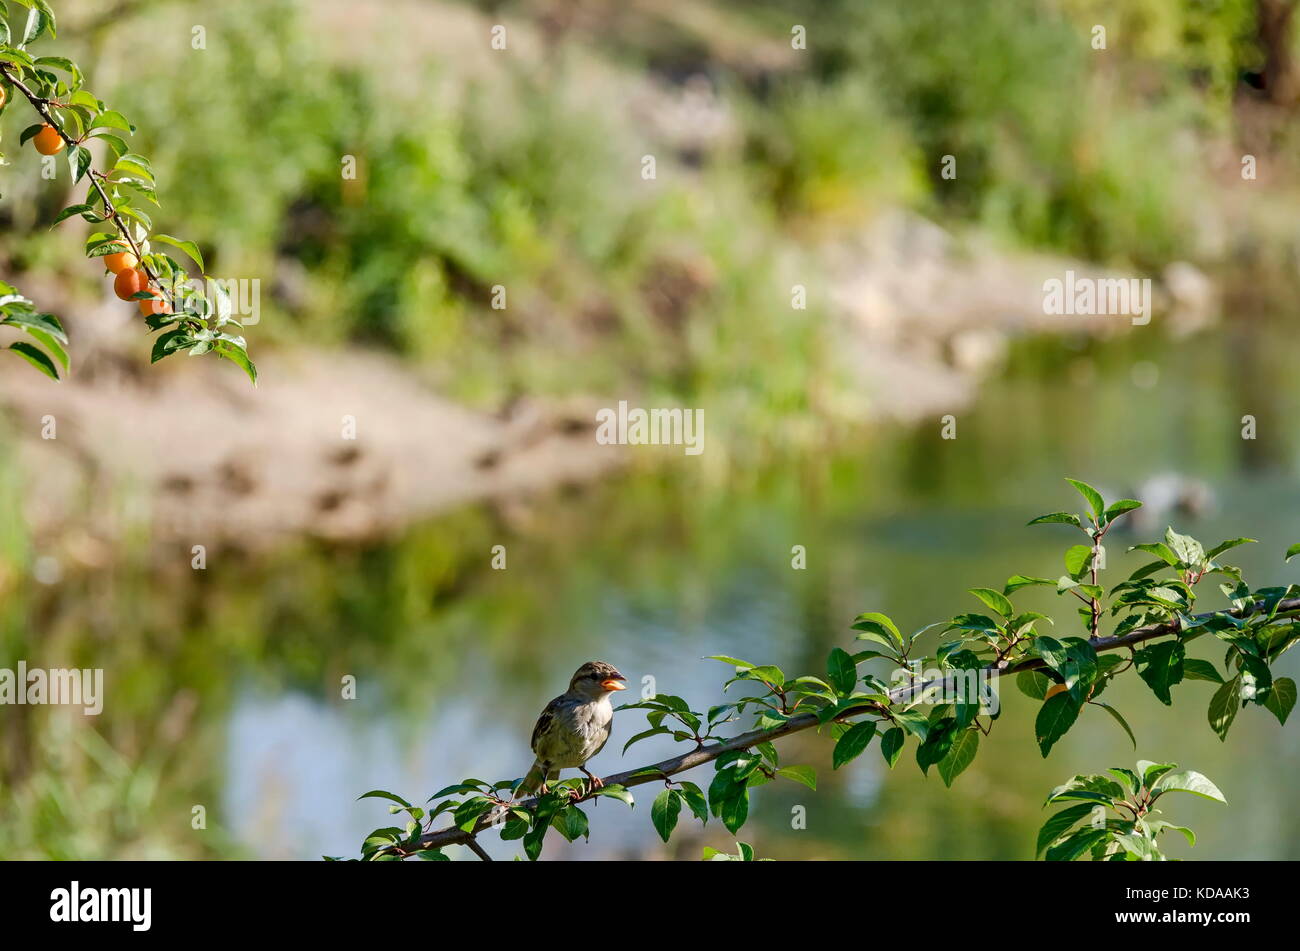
[{"left": 519, "top": 661, "right": 626, "bottom": 797}]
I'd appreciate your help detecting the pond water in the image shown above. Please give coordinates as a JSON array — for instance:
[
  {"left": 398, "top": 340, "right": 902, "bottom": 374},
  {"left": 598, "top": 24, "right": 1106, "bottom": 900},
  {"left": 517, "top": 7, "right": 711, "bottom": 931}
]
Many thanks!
[{"left": 5, "top": 304, "right": 1299, "bottom": 860}]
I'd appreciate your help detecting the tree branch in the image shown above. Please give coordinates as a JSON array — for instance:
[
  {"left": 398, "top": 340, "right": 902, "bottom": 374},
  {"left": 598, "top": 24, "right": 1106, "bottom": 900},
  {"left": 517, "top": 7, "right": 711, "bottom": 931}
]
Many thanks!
[
  {"left": 412, "top": 596, "right": 1300, "bottom": 853},
  {"left": 0, "top": 63, "right": 190, "bottom": 322}
]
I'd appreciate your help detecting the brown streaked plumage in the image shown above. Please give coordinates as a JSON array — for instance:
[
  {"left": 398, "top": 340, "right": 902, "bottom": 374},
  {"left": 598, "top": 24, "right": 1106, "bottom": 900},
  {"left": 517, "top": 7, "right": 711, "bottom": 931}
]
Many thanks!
[{"left": 519, "top": 661, "right": 626, "bottom": 796}]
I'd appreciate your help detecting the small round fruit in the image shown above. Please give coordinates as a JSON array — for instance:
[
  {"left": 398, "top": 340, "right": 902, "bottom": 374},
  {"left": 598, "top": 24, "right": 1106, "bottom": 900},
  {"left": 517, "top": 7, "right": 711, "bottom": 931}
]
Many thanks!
[
  {"left": 139, "top": 293, "right": 171, "bottom": 317},
  {"left": 114, "top": 267, "right": 149, "bottom": 301},
  {"left": 104, "top": 248, "right": 139, "bottom": 274},
  {"left": 0, "top": 87, "right": 7, "bottom": 109},
  {"left": 33, "top": 124, "right": 65, "bottom": 155}
]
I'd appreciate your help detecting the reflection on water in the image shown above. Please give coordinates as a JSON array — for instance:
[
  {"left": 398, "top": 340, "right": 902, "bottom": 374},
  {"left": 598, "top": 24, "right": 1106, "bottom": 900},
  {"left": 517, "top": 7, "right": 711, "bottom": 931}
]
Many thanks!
[{"left": 6, "top": 308, "right": 1300, "bottom": 860}]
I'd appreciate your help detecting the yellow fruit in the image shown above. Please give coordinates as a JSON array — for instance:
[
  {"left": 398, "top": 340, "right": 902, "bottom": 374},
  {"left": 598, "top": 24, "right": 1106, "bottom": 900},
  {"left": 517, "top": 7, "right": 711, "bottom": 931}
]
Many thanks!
[
  {"left": 138, "top": 292, "right": 171, "bottom": 317},
  {"left": 33, "top": 124, "right": 65, "bottom": 156},
  {"left": 114, "top": 267, "right": 149, "bottom": 302},
  {"left": 104, "top": 249, "right": 138, "bottom": 274}
]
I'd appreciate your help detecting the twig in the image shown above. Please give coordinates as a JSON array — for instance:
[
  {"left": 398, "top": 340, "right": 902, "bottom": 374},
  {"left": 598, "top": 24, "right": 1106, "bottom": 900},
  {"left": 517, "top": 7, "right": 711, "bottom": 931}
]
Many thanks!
[
  {"left": 407, "top": 596, "right": 1300, "bottom": 853},
  {"left": 0, "top": 63, "right": 191, "bottom": 324}
]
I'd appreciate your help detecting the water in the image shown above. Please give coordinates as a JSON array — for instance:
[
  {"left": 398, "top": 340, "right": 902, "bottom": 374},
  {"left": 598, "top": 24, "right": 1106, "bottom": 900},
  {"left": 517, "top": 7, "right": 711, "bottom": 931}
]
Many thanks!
[{"left": 5, "top": 308, "right": 1300, "bottom": 860}]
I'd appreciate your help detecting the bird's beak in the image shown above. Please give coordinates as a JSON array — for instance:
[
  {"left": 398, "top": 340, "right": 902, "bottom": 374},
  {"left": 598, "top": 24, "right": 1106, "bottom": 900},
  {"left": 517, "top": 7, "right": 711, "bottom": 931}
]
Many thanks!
[{"left": 601, "top": 677, "right": 627, "bottom": 692}]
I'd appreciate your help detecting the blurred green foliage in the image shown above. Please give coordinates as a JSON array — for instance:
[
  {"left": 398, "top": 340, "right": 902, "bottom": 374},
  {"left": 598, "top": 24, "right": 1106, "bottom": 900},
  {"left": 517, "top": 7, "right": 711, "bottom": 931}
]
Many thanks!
[{"left": 4, "top": 0, "right": 1288, "bottom": 412}]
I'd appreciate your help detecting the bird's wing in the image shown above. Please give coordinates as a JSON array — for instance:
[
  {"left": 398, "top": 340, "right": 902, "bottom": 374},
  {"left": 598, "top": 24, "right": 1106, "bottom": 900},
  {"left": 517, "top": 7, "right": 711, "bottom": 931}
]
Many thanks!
[{"left": 530, "top": 695, "right": 568, "bottom": 757}]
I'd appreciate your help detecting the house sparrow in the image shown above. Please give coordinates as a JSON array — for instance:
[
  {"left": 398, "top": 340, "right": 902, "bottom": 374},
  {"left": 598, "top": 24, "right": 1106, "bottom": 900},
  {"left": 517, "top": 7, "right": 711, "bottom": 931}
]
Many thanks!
[{"left": 519, "top": 661, "right": 626, "bottom": 797}]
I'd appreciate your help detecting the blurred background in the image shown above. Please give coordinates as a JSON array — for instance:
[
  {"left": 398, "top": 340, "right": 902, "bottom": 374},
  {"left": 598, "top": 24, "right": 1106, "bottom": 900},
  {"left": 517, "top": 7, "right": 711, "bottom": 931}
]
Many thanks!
[{"left": 1, "top": 0, "right": 1299, "bottom": 859}]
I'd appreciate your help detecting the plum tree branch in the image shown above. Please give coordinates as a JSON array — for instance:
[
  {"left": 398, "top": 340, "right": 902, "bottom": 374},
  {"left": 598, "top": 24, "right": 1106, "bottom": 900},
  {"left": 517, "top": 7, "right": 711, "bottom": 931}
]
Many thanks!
[
  {"left": 412, "top": 596, "right": 1300, "bottom": 853},
  {"left": 0, "top": 62, "right": 188, "bottom": 322}
]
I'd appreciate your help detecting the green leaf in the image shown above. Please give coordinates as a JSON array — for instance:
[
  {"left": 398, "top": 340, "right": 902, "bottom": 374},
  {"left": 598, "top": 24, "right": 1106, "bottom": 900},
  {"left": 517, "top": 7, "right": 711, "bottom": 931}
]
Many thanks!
[
  {"left": 1035, "top": 693, "right": 1079, "bottom": 757},
  {"left": 1129, "top": 542, "right": 1179, "bottom": 566},
  {"left": 33, "top": 55, "right": 81, "bottom": 87},
  {"left": 216, "top": 341, "right": 258, "bottom": 384},
  {"left": 775, "top": 764, "right": 817, "bottom": 790},
  {"left": 1092, "top": 702, "right": 1136, "bottom": 748},
  {"left": 1147, "top": 821, "right": 1195, "bottom": 847},
  {"left": 1206, "top": 538, "right": 1256, "bottom": 558},
  {"left": 891, "top": 707, "right": 931, "bottom": 740},
  {"left": 1028, "top": 512, "right": 1082, "bottom": 528},
  {"left": 151, "top": 329, "right": 190, "bottom": 364},
  {"left": 1165, "top": 527, "right": 1205, "bottom": 568},
  {"left": 7, "top": 341, "right": 59, "bottom": 379},
  {"left": 832, "top": 721, "right": 877, "bottom": 769},
  {"left": 850, "top": 612, "right": 903, "bottom": 649},
  {"left": 1065, "top": 478, "right": 1105, "bottom": 519},
  {"left": 826, "top": 647, "right": 857, "bottom": 696},
  {"left": 1016, "top": 669, "right": 1053, "bottom": 700},
  {"left": 1182, "top": 658, "right": 1224, "bottom": 684},
  {"left": 706, "top": 655, "right": 754, "bottom": 669},
  {"left": 937, "top": 728, "right": 979, "bottom": 787},
  {"left": 622, "top": 726, "right": 670, "bottom": 754},
  {"left": 1134, "top": 640, "right": 1185, "bottom": 705},
  {"left": 113, "top": 156, "right": 154, "bottom": 184},
  {"left": 968, "top": 587, "right": 1014, "bottom": 618},
  {"left": 1103, "top": 499, "right": 1142, "bottom": 523},
  {"left": 1045, "top": 827, "right": 1109, "bottom": 862},
  {"left": 51, "top": 202, "right": 94, "bottom": 227},
  {"left": 1207, "top": 677, "right": 1239, "bottom": 741},
  {"left": 152, "top": 234, "right": 204, "bottom": 273},
  {"left": 1138, "top": 760, "right": 1178, "bottom": 787},
  {"left": 551, "top": 805, "right": 589, "bottom": 842},
  {"left": 1036, "top": 802, "right": 1096, "bottom": 856},
  {"left": 90, "top": 110, "right": 135, "bottom": 133},
  {"left": 23, "top": 326, "right": 67, "bottom": 370},
  {"left": 21, "top": 4, "right": 50, "bottom": 45},
  {"left": 677, "top": 782, "right": 708, "bottom": 824},
  {"left": 1286, "top": 543, "right": 1300, "bottom": 563},
  {"left": 1004, "top": 574, "right": 1055, "bottom": 594},
  {"left": 717, "top": 786, "right": 749, "bottom": 834},
  {"left": 915, "top": 719, "right": 957, "bottom": 773},
  {"left": 356, "top": 789, "right": 412, "bottom": 807},
  {"left": 66, "top": 145, "right": 92, "bottom": 183},
  {"left": 1064, "top": 544, "right": 1094, "bottom": 579},
  {"left": 1151, "top": 769, "right": 1226, "bottom": 804},
  {"left": 650, "top": 789, "right": 681, "bottom": 843},
  {"left": 879, "top": 727, "right": 904, "bottom": 768},
  {"left": 1, "top": 309, "right": 66, "bottom": 343},
  {"left": 1263, "top": 677, "right": 1296, "bottom": 726},
  {"left": 592, "top": 784, "right": 634, "bottom": 807}
]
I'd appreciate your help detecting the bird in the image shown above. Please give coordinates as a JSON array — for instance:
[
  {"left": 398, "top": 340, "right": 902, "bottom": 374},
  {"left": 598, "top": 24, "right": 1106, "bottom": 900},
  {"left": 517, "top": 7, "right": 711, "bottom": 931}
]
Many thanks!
[{"left": 518, "top": 661, "right": 626, "bottom": 798}]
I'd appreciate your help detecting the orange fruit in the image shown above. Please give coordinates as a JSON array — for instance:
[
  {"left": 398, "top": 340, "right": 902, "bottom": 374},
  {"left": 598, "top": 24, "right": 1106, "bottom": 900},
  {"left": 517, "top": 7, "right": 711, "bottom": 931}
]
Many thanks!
[
  {"left": 33, "top": 124, "right": 65, "bottom": 155},
  {"left": 1044, "top": 683, "right": 1068, "bottom": 700},
  {"left": 0, "top": 87, "right": 7, "bottom": 109},
  {"left": 104, "top": 248, "right": 139, "bottom": 274},
  {"left": 138, "top": 292, "right": 171, "bottom": 317},
  {"left": 114, "top": 267, "right": 149, "bottom": 301}
]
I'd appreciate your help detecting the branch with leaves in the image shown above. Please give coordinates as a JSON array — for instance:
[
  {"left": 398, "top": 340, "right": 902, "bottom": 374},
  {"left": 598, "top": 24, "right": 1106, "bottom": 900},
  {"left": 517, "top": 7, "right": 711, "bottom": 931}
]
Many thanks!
[
  {"left": 347, "top": 479, "right": 1299, "bottom": 861},
  {"left": 0, "top": 0, "right": 254, "bottom": 382}
]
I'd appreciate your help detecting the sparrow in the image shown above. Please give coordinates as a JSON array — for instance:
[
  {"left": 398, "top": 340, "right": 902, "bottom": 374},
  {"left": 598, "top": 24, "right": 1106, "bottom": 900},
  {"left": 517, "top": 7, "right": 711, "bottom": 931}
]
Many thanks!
[{"left": 518, "top": 661, "right": 626, "bottom": 797}]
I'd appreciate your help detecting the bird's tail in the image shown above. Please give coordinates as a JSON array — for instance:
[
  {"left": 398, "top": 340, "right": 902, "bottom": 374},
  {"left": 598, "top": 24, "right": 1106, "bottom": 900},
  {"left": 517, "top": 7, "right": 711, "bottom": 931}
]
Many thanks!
[{"left": 517, "top": 760, "right": 557, "bottom": 798}]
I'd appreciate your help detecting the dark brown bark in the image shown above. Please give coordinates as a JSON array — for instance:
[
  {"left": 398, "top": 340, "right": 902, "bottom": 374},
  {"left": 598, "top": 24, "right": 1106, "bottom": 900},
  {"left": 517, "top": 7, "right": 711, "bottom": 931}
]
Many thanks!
[{"left": 1258, "top": 0, "right": 1300, "bottom": 105}]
